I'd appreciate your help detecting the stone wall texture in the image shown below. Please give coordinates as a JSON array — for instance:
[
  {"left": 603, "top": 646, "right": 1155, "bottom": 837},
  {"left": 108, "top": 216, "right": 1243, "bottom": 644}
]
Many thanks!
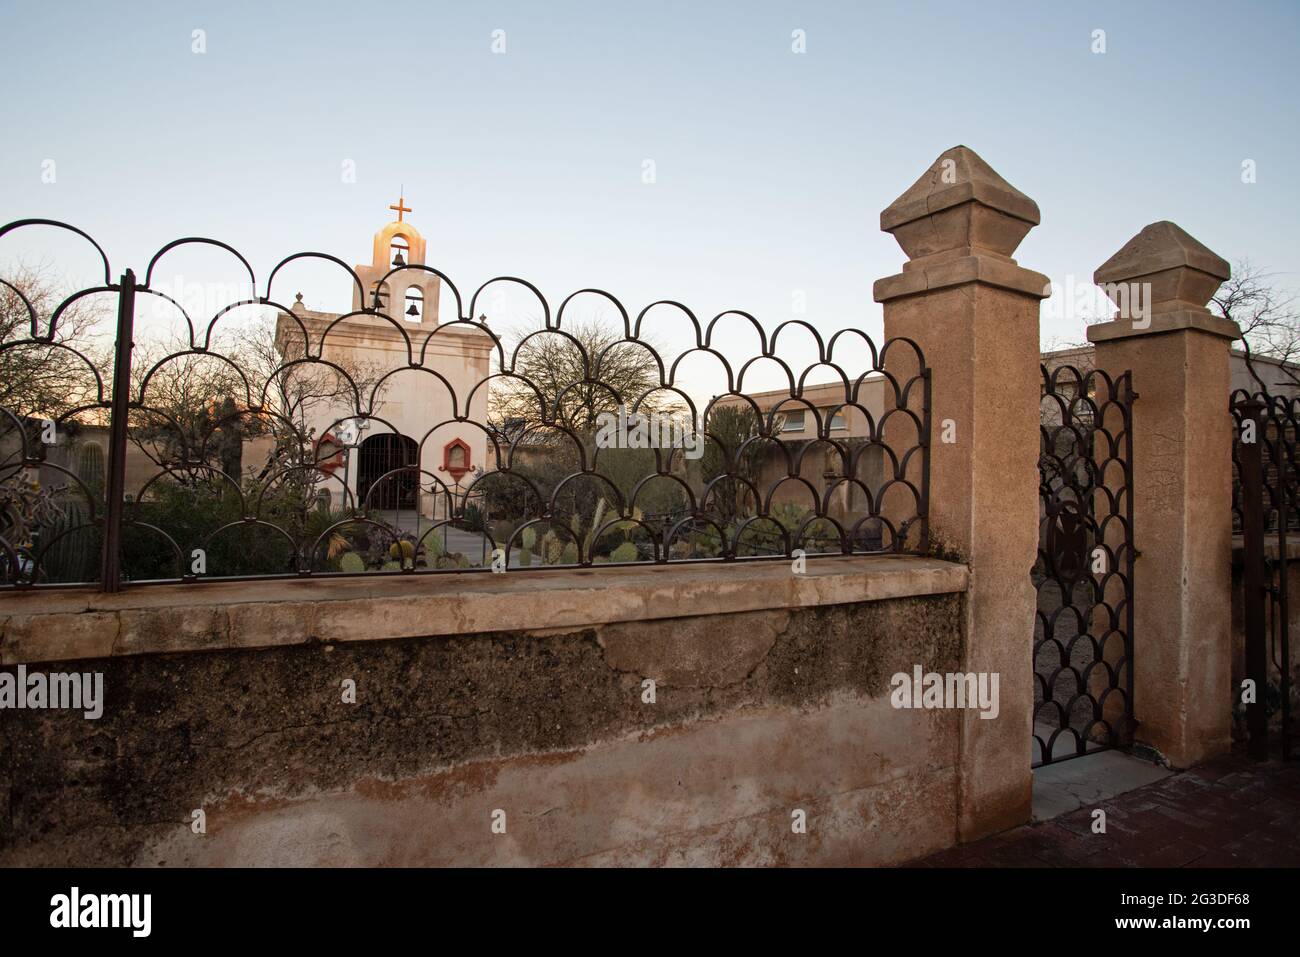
[{"left": 0, "top": 593, "right": 963, "bottom": 867}]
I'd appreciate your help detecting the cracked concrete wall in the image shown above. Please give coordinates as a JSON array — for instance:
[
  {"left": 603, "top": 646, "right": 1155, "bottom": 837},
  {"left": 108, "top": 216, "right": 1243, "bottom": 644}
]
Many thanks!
[{"left": 0, "top": 594, "right": 962, "bottom": 866}]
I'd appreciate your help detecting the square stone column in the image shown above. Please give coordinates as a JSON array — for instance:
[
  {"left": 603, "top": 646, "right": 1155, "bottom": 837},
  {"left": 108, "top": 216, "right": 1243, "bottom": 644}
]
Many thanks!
[
  {"left": 876, "top": 146, "right": 1048, "bottom": 840},
  {"left": 1088, "top": 222, "right": 1239, "bottom": 769}
]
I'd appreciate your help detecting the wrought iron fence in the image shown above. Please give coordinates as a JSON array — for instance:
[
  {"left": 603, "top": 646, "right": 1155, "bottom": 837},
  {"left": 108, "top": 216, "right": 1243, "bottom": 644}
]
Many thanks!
[
  {"left": 0, "top": 219, "right": 931, "bottom": 590},
  {"left": 1231, "top": 390, "right": 1300, "bottom": 534},
  {"left": 1231, "top": 388, "right": 1295, "bottom": 760},
  {"left": 1033, "top": 363, "right": 1136, "bottom": 766}
]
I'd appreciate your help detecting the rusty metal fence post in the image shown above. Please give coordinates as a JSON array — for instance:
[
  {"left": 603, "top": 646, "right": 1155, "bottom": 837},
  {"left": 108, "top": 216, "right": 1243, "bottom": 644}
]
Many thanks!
[
  {"left": 1238, "top": 396, "right": 1268, "bottom": 759},
  {"left": 99, "top": 269, "right": 136, "bottom": 592}
]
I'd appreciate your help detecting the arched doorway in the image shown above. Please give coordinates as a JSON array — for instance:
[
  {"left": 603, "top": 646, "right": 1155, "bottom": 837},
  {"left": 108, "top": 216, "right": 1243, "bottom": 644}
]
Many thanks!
[{"left": 358, "top": 433, "right": 419, "bottom": 510}]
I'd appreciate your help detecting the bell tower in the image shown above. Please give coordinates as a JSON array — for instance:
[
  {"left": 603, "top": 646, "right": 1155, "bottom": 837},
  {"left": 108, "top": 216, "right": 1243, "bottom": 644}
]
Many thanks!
[{"left": 351, "top": 194, "right": 442, "bottom": 325}]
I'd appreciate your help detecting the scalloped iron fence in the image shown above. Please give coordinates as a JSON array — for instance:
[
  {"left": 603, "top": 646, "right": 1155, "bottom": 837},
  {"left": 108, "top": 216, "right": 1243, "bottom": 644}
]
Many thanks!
[
  {"left": 0, "top": 219, "right": 931, "bottom": 591},
  {"left": 1232, "top": 387, "right": 1295, "bottom": 760},
  {"left": 1033, "top": 363, "right": 1137, "bottom": 767}
]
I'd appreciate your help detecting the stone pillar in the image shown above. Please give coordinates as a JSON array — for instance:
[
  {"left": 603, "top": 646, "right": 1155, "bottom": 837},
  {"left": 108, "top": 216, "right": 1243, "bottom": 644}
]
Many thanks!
[
  {"left": 1088, "top": 222, "right": 1238, "bottom": 769},
  {"left": 876, "top": 146, "right": 1048, "bottom": 840}
]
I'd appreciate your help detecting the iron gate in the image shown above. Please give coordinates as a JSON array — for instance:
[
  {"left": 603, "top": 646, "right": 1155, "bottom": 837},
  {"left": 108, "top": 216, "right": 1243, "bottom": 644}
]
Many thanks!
[
  {"left": 1231, "top": 387, "right": 1296, "bottom": 761},
  {"left": 1033, "top": 364, "right": 1137, "bottom": 767}
]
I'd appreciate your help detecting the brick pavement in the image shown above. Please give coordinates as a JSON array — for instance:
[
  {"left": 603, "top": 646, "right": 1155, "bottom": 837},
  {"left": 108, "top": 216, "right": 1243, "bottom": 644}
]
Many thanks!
[{"left": 911, "top": 753, "right": 1300, "bottom": 867}]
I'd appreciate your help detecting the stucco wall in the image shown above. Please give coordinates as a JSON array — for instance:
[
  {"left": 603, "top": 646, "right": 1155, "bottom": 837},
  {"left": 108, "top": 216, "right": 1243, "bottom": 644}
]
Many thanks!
[{"left": 0, "top": 583, "right": 964, "bottom": 867}]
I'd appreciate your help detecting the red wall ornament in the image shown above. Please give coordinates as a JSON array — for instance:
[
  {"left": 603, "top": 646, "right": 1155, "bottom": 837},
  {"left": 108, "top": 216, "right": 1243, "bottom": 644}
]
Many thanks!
[
  {"left": 315, "top": 432, "right": 346, "bottom": 476},
  {"left": 441, "top": 438, "right": 472, "bottom": 482}
]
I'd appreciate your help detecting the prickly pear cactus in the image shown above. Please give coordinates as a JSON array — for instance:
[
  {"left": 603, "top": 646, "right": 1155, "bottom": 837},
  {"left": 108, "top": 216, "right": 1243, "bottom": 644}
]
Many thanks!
[{"left": 610, "top": 541, "right": 639, "bottom": 563}]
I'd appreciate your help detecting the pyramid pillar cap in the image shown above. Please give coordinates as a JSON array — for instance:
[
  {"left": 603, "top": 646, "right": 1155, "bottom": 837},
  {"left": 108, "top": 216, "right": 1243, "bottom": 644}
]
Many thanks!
[
  {"left": 1093, "top": 220, "right": 1229, "bottom": 310},
  {"left": 1088, "top": 221, "right": 1239, "bottom": 342},
  {"left": 880, "top": 145, "right": 1041, "bottom": 263}
]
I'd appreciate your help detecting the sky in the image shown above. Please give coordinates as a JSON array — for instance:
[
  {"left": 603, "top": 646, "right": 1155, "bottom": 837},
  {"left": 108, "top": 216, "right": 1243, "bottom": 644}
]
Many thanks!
[{"left": 2, "top": 0, "right": 1298, "bottom": 388}]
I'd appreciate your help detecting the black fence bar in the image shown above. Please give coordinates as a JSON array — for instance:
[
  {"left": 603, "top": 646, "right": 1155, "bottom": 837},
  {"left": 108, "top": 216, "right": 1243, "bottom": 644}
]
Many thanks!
[
  {"left": 99, "top": 269, "right": 135, "bottom": 593},
  {"left": 1122, "top": 372, "right": 1138, "bottom": 743},
  {"left": 919, "top": 367, "right": 932, "bottom": 555},
  {"left": 1272, "top": 420, "right": 1292, "bottom": 762},
  {"left": 1237, "top": 398, "right": 1268, "bottom": 758}
]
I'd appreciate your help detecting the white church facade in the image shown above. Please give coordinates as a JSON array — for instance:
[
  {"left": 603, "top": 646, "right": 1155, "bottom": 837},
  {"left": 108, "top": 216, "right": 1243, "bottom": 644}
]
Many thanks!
[{"left": 275, "top": 199, "right": 494, "bottom": 520}]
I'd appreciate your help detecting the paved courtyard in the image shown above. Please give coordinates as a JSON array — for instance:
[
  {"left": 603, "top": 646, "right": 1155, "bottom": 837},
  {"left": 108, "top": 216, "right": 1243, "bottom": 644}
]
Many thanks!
[{"left": 911, "top": 752, "right": 1300, "bottom": 867}]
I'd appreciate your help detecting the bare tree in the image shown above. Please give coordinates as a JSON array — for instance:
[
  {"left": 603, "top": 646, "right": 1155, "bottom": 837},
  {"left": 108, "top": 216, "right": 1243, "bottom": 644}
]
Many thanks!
[
  {"left": 127, "top": 333, "right": 251, "bottom": 478},
  {"left": 484, "top": 318, "right": 689, "bottom": 527},
  {"left": 242, "top": 318, "right": 388, "bottom": 457},
  {"left": 1212, "top": 259, "right": 1300, "bottom": 387},
  {"left": 490, "top": 318, "right": 681, "bottom": 432},
  {"left": 128, "top": 312, "right": 390, "bottom": 480},
  {"left": 0, "top": 264, "right": 110, "bottom": 424}
]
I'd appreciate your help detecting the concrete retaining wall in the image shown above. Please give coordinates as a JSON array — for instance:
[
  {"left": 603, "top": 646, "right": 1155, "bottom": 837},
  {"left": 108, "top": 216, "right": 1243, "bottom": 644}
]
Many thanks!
[{"left": 0, "top": 559, "right": 968, "bottom": 866}]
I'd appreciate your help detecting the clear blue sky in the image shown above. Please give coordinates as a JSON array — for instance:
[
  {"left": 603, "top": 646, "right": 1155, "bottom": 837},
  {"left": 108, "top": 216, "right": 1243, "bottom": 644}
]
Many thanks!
[{"left": 2, "top": 0, "right": 1297, "bottom": 362}]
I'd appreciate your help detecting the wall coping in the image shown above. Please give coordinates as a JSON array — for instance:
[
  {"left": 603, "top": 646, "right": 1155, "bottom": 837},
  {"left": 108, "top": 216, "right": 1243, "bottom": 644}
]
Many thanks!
[
  {"left": 0, "top": 556, "right": 969, "bottom": 665},
  {"left": 873, "top": 255, "right": 1050, "bottom": 303},
  {"left": 1087, "top": 308, "right": 1241, "bottom": 344}
]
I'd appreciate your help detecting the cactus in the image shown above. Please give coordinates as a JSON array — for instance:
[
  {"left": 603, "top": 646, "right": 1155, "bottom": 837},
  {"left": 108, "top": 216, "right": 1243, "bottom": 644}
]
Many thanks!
[
  {"left": 75, "top": 444, "right": 105, "bottom": 495},
  {"left": 388, "top": 539, "right": 415, "bottom": 563},
  {"left": 40, "top": 500, "right": 97, "bottom": 583},
  {"left": 530, "top": 527, "right": 580, "bottom": 565},
  {"left": 427, "top": 530, "right": 445, "bottom": 558},
  {"left": 339, "top": 551, "right": 366, "bottom": 573},
  {"left": 583, "top": 498, "right": 607, "bottom": 558},
  {"left": 514, "top": 527, "right": 535, "bottom": 564},
  {"left": 610, "top": 541, "right": 639, "bottom": 563}
]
